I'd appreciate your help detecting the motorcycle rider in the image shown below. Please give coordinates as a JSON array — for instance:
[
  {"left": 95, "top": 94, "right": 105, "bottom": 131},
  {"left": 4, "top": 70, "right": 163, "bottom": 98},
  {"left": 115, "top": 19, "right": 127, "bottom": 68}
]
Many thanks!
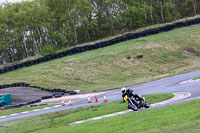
[{"left": 121, "top": 87, "right": 144, "bottom": 109}]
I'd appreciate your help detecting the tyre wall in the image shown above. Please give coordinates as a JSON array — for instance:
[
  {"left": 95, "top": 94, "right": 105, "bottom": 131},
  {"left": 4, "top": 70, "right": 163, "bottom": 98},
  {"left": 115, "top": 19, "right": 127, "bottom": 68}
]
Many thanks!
[
  {"left": 0, "top": 82, "right": 78, "bottom": 110},
  {"left": 0, "top": 18, "right": 199, "bottom": 74}
]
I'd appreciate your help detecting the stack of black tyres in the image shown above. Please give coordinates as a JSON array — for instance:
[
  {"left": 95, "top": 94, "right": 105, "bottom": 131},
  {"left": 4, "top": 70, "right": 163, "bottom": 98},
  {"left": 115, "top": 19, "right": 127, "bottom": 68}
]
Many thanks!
[
  {"left": 0, "top": 18, "right": 199, "bottom": 75},
  {"left": 0, "top": 82, "right": 78, "bottom": 110}
]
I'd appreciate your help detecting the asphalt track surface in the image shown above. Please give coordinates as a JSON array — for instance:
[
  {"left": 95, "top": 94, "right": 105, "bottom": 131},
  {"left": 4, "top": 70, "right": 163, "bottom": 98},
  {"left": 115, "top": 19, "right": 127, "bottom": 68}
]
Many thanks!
[{"left": 1, "top": 70, "right": 200, "bottom": 122}]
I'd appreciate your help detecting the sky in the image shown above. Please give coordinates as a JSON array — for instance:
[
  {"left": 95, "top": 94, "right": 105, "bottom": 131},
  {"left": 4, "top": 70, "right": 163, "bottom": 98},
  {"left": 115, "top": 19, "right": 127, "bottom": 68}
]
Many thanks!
[{"left": 0, "top": 0, "right": 26, "bottom": 4}]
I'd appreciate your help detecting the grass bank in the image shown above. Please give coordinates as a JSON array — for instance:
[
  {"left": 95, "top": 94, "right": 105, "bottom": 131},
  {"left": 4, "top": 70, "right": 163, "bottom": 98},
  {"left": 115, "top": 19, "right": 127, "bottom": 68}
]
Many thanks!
[
  {"left": 37, "top": 99, "right": 200, "bottom": 133},
  {"left": 0, "top": 24, "right": 200, "bottom": 91},
  {"left": 0, "top": 93, "right": 173, "bottom": 133},
  {"left": 193, "top": 77, "right": 200, "bottom": 80}
]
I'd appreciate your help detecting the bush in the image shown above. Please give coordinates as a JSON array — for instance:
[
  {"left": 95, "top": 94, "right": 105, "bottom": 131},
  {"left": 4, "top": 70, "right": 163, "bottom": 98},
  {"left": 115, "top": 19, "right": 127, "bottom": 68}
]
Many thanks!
[{"left": 40, "top": 45, "right": 56, "bottom": 56}]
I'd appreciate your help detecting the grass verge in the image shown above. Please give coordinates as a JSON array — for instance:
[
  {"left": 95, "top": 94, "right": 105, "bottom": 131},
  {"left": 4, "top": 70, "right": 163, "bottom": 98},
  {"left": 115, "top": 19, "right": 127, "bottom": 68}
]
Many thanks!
[
  {"left": 0, "top": 93, "right": 173, "bottom": 133},
  {"left": 36, "top": 99, "right": 200, "bottom": 133},
  {"left": 193, "top": 77, "right": 200, "bottom": 80},
  {"left": 0, "top": 104, "right": 58, "bottom": 117}
]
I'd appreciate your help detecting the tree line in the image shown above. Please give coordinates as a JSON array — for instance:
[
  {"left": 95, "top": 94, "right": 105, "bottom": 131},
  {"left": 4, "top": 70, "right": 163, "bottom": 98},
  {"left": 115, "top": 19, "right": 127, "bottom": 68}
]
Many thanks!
[{"left": 0, "top": 0, "right": 199, "bottom": 64}]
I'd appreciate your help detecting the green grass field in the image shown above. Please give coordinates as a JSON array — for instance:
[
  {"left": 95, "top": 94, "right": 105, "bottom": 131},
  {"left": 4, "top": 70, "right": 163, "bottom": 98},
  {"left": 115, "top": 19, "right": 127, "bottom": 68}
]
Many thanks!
[
  {"left": 193, "top": 77, "right": 200, "bottom": 80},
  {"left": 0, "top": 93, "right": 173, "bottom": 133},
  {"left": 36, "top": 99, "right": 200, "bottom": 133},
  {"left": 0, "top": 24, "right": 200, "bottom": 91}
]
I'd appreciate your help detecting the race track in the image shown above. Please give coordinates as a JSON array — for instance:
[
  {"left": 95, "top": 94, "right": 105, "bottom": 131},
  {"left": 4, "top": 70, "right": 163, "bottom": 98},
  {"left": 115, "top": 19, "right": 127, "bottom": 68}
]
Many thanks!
[{"left": 1, "top": 70, "right": 200, "bottom": 122}]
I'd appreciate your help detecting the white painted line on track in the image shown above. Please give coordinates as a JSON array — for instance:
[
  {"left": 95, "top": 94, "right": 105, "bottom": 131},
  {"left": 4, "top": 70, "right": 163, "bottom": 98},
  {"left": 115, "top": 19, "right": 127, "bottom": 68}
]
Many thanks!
[
  {"left": 73, "top": 120, "right": 85, "bottom": 124},
  {"left": 0, "top": 105, "right": 62, "bottom": 119},
  {"left": 43, "top": 107, "right": 51, "bottom": 110},
  {"left": 10, "top": 114, "right": 18, "bottom": 116},
  {"left": 21, "top": 111, "right": 29, "bottom": 114},
  {"left": 91, "top": 117, "right": 102, "bottom": 120},
  {"left": 69, "top": 110, "right": 133, "bottom": 125},
  {"left": 53, "top": 105, "right": 61, "bottom": 107},
  {"left": 32, "top": 109, "right": 40, "bottom": 112},
  {"left": 0, "top": 116, "right": 7, "bottom": 119},
  {"left": 69, "top": 92, "right": 191, "bottom": 125},
  {"left": 151, "top": 92, "right": 191, "bottom": 107},
  {"left": 180, "top": 79, "right": 200, "bottom": 84}
]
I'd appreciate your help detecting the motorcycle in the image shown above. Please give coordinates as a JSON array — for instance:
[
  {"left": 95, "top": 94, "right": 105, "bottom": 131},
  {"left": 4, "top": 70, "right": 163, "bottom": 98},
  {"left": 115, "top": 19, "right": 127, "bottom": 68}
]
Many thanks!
[{"left": 124, "top": 95, "right": 150, "bottom": 111}]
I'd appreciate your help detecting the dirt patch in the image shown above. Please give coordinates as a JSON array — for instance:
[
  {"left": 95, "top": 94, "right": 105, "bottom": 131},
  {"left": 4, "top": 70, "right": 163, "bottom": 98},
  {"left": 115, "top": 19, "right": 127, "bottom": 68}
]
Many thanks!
[
  {"left": 126, "top": 56, "right": 131, "bottom": 60},
  {"left": 0, "top": 87, "right": 51, "bottom": 105},
  {"left": 184, "top": 48, "right": 199, "bottom": 55},
  {"left": 136, "top": 54, "right": 143, "bottom": 58}
]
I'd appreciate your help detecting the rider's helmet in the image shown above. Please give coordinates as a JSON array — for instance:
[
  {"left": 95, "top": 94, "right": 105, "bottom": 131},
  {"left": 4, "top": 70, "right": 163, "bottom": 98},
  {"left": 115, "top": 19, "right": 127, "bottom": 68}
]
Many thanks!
[{"left": 121, "top": 87, "right": 127, "bottom": 94}]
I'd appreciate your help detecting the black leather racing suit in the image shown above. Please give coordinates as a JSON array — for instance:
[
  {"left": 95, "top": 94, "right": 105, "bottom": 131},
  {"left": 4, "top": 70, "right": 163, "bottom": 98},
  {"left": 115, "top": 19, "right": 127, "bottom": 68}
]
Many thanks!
[{"left": 122, "top": 89, "right": 143, "bottom": 108}]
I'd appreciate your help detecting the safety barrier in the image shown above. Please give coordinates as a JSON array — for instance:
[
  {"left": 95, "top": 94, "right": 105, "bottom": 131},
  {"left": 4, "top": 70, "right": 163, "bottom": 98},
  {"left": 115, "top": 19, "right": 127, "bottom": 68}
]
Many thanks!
[
  {"left": 0, "top": 82, "right": 77, "bottom": 95},
  {"left": 0, "top": 18, "right": 199, "bottom": 75},
  {"left": 0, "top": 82, "right": 78, "bottom": 110}
]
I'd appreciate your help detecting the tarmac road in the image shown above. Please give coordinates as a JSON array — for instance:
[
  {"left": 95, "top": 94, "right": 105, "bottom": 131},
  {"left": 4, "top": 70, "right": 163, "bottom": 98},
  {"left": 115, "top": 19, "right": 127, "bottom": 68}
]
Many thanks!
[{"left": 1, "top": 70, "right": 200, "bottom": 122}]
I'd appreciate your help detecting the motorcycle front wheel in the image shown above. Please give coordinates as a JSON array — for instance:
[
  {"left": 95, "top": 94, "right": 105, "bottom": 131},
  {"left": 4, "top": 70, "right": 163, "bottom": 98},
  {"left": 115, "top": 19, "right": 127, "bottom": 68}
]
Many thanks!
[
  {"left": 144, "top": 102, "right": 150, "bottom": 108},
  {"left": 128, "top": 103, "right": 138, "bottom": 111}
]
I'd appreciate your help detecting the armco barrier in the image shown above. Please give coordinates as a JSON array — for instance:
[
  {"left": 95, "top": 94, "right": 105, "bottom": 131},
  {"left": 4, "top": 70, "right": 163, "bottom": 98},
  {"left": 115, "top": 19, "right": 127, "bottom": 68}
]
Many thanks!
[{"left": 0, "top": 18, "right": 200, "bottom": 74}]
